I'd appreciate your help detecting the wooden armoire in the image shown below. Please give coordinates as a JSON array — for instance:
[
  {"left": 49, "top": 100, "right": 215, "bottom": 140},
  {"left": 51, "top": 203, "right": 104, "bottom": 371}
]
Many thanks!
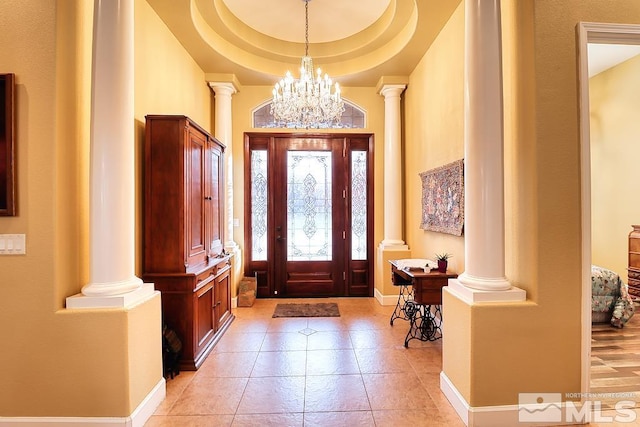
[{"left": 143, "top": 115, "right": 233, "bottom": 371}]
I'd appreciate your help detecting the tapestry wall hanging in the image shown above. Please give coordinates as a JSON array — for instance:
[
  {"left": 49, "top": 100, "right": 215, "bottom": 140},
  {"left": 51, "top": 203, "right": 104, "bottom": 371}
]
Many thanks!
[{"left": 419, "top": 159, "right": 464, "bottom": 236}]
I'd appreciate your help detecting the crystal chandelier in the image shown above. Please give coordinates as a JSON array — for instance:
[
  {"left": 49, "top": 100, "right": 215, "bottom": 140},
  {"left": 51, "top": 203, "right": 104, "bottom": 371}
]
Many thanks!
[{"left": 271, "top": 0, "right": 345, "bottom": 129}]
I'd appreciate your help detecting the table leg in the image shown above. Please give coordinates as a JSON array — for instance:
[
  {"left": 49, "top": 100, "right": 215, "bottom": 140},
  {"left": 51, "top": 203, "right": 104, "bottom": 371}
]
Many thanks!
[
  {"left": 389, "top": 284, "right": 414, "bottom": 325},
  {"left": 404, "top": 303, "right": 443, "bottom": 347}
]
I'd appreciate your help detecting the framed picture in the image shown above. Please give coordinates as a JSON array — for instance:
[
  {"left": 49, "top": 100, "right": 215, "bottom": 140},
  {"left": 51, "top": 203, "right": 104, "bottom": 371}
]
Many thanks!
[
  {"left": 0, "top": 73, "right": 15, "bottom": 216},
  {"left": 419, "top": 159, "right": 464, "bottom": 236}
]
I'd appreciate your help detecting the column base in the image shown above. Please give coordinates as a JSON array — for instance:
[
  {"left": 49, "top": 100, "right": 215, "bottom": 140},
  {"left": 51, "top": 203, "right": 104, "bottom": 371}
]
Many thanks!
[
  {"left": 457, "top": 272, "right": 512, "bottom": 291},
  {"left": 447, "top": 279, "right": 526, "bottom": 303},
  {"left": 378, "top": 240, "right": 408, "bottom": 250},
  {"left": 374, "top": 287, "right": 403, "bottom": 306},
  {"left": 81, "top": 276, "right": 143, "bottom": 297},
  {"left": 66, "top": 282, "right": 157, "bottom": 309},
  {"left": 376, "top": 244, "right": 411, "bottom": 305}
]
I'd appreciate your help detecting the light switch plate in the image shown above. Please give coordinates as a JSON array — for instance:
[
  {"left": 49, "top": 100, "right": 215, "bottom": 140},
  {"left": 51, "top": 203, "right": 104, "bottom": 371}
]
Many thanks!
[{"left": 0, "top": 234, "right": 26, "bottom": 255}]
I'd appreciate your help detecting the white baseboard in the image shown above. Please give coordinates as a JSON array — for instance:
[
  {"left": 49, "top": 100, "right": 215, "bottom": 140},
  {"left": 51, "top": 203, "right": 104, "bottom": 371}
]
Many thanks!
[
  {"left": 0, "top": 378, "right": 166, "bottom": 427},
  {"left": 440, "top": 371, "right": 470, "bottom": 425},
  {"left": 441, "top": 372, "right": 543, "bottom": 426},
  {"left": 374, "top": 288, "right": 399, "bottom": 306},
  {"left": 440, "top": 373, "right": 598, "bottom": 426}
]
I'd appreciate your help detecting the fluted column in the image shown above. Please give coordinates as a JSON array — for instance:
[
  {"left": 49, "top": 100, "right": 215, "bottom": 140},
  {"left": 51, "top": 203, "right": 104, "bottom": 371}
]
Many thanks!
[
  {"left": 457, "top": 0, "right": 510, "bottom": 291},
  {"left": 208, "top": 82, "right": 238, "bottom": 251},
  {"left": 379, "top": 84, "right": 407, "bottom": 248},
  {"left": 80, "top": 0, "right": 142, "bottom": 298}
]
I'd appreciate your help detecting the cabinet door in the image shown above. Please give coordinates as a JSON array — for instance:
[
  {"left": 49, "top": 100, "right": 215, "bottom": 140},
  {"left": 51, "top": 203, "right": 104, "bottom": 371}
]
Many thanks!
[
  {"left": 215, "top": 266, "right": 232, "bottom": 329},
  {"left": 186, "top": 126, "right": 208, "bottom": 267},
  {"left": 194, "top": 279, "right": 215, "bottom": 359}
]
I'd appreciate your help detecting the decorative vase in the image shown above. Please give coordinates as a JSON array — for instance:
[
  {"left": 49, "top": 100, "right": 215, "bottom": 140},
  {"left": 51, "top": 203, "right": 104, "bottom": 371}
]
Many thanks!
[{"left": 437, "top": 260, "right": 447, "bottom": 273}]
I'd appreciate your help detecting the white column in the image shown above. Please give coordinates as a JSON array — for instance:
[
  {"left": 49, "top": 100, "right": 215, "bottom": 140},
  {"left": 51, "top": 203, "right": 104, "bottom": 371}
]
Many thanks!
[
  {"left": 379, "top": 84, "right": 407, "bottom": 248},
  {"left": 457, "top": 0, "right": 510, "bottom": 291},
  {"left": 208, "top": 82, "right": 238, "bottom": 251},
  {"left": 80, "top": 0, "right": 142, "bottom": 297}
]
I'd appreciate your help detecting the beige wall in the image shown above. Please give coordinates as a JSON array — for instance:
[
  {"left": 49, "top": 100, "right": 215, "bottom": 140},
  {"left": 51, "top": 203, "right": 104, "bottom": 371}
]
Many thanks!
[
  {"left": 134, "top": 0, "right": 213, "bottom": 276},
  {"left": 404, "top": 1, "right": 465, "bottom": 273},
  {"left": 590, "top": 55, "right": 640, "bottom": 281}
]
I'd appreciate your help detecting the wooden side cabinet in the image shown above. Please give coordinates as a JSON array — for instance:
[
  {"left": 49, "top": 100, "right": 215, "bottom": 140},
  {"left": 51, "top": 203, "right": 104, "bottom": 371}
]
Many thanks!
[
  {"left": 143, "top": 115, "right": 233, "bottom": 371},
  {"left": 629, "top": 225, "right": 640, "bottom": 300}
]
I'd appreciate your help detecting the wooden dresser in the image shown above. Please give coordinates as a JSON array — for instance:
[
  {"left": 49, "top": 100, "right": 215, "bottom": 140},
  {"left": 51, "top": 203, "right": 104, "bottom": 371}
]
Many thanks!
[
  {"left": 143, "top": 115, "right": 233, "bottom": 371},
  {"left": 629, "top": 225, "right": 640, "bottom": 300}
]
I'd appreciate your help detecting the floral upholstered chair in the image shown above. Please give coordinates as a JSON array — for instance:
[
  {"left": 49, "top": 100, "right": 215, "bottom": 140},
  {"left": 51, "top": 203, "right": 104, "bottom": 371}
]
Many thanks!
[{"left": 591, "top": 265, "right": 635, "bottom": 328}]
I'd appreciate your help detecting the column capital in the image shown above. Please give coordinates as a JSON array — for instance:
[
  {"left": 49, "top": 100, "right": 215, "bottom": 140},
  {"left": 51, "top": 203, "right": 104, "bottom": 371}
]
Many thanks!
[
  {"left": 378, "top": 84, "right": 407, "bottom": 98},
  {"left": 208, "top": 81, "right": 238, "bottom": 96}
]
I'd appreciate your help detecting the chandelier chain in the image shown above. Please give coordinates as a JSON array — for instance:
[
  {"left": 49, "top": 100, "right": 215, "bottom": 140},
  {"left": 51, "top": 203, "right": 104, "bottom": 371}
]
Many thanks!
[
  {"left": 305, "top": 0, "right": 309, "bottom": 57},
  {"left": 270, "top": 0, "right": 344, "bottom": 129}
]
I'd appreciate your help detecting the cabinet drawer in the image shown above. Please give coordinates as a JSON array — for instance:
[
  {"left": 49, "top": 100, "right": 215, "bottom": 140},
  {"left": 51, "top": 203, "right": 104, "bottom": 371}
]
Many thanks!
[
  {"left": 194, "top": 268, "right": 215, "bottom": 291},
  {"left": 628, "top": 270, "right": 640, "bottom": 281},
  {"left": 628, "top": 277, "right": 640, "bottom": 286},
  {"left": 210, "top": 258, "right": 231, "bottom": 277}
]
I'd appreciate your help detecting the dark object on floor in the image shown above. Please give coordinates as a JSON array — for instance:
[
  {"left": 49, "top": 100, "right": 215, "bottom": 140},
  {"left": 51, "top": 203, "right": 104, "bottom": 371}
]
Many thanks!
[
  {"left": 162, "top": 324, "right": 182, "bottom": 379},
  {"left": 272, "top": 302, "right": 340, "bottom": 318}
]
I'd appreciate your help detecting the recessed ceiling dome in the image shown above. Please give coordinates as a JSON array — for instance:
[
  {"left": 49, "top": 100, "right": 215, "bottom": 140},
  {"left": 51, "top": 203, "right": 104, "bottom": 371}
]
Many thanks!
[
  {"left": 147, "top": 0, "right": 462, "bottom": 86},
  {"left": 221, "top": 0, "right": 392, "bottom": 43}
]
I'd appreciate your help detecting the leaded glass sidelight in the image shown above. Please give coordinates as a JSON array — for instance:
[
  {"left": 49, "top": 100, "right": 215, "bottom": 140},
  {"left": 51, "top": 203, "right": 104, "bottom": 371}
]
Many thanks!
[
  {"left": 251, "top": 150, "right": 268, "bottom": 261},
  {"left": 287, "top": 151, "right": 332, "bottom": 261},
  {"left": 352, "top": 151, "right": 367, "bottom": 260}
]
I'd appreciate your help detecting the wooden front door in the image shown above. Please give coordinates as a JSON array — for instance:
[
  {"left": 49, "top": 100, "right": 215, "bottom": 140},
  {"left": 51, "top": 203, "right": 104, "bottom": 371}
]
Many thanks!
[{"left": 244, "top": 133, "right": 374, "bottom": 298}]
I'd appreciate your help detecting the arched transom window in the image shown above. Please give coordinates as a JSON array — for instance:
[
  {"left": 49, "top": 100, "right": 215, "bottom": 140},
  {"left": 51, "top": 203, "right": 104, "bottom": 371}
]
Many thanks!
[{"left": 252, "top": 99, "right": 366, "bottom": 129}]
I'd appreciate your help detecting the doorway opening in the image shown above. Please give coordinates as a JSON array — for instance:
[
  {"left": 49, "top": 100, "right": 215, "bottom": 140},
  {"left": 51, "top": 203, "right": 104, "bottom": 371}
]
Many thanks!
[
  {"left": 243, "top": 133, "right": 374, "bottom": 299},
  {"left": 577, "top": 21, "right": 640, "bottom": 400}
]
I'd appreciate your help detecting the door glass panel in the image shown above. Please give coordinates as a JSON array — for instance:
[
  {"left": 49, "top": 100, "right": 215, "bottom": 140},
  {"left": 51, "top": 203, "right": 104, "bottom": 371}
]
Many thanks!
[
  {"left": 351, "top": 151, "right": 367, "bottom": 260},
  {"left": 251, "top": 150, "right": 268, "bottom": 261},
  {"left": 287, "top": 151, "right": 332, "bottom": 261}
]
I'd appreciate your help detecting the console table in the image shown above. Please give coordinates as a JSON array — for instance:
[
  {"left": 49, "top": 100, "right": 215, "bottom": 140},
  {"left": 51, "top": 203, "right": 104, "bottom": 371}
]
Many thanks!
[{"left": 389, "top": 260, "right": 457, "bottom": 346}]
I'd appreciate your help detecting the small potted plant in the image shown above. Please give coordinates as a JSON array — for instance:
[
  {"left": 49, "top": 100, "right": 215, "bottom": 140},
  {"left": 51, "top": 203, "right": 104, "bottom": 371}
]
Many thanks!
[{"left": 435, "top": 253, "right": 452, "bottom": 273}]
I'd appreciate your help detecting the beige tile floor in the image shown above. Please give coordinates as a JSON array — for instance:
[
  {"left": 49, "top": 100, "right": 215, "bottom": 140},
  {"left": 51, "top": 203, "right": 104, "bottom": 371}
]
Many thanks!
[{"left": 146, "top": 297, "right": 464, "bottom": 426}]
